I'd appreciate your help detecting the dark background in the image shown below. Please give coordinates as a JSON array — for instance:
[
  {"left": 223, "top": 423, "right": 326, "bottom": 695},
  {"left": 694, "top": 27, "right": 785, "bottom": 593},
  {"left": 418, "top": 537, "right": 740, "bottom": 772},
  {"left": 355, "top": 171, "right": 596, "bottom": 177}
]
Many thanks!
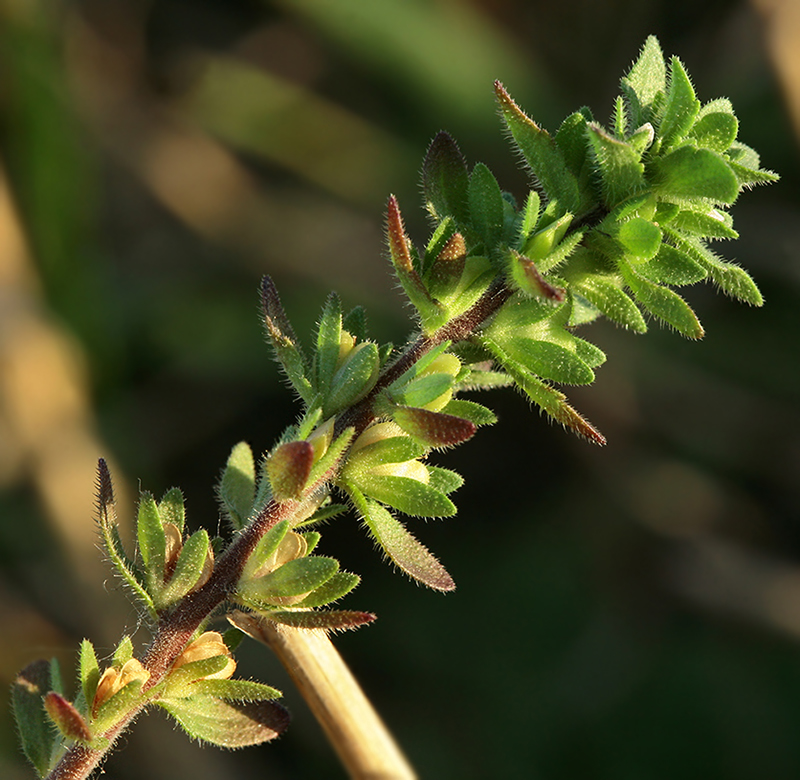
[{"left": 1, "top": 1, "right": 799, "bottom": 778}]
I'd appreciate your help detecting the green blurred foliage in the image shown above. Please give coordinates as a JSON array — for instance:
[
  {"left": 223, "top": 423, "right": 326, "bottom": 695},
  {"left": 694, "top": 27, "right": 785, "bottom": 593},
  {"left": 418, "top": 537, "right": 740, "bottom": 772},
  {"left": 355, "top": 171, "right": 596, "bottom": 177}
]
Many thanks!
[{"left": 1, "top": 1, "right": 798, "bottom": 778}]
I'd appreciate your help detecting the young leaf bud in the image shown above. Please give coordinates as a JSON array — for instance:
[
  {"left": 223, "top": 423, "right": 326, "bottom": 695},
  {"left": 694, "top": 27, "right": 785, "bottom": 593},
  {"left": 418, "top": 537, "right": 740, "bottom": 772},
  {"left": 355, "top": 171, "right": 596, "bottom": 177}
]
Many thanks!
[
  {"left": 44, "top": 692, "right": 93, "bottom": 743},
  {"left": 267, "top": 440, "right": 314, "bottom": 501},
  {"left": 392, "top": 405, "right": 477, "bottom": 448}
]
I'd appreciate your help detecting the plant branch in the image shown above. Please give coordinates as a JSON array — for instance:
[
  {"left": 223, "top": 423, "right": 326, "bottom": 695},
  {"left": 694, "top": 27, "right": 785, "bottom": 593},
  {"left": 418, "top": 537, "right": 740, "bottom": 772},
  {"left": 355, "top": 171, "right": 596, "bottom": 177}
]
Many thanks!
[
  {"left": 231, "top": 613, "right": 416, "bottom": 780},
  {"left": 46, "top": 275, "right": 513, "bottom": 780}
]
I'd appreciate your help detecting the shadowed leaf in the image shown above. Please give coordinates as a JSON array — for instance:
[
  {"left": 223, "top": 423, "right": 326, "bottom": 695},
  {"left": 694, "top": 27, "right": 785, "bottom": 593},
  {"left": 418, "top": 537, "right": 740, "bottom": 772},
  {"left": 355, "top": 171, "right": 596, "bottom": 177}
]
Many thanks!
[{"left": 159, "top": 696, "right": 290, "bottom": 748}]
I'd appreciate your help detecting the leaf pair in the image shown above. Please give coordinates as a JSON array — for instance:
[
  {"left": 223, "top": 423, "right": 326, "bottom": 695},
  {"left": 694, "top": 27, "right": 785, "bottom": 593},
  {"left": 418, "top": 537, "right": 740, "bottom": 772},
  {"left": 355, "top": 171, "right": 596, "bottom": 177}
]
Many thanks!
[
  {"left": 261, "top": 277, "right": 380, "bottom": 417},
  {"left": 237, "top": 518, "right": 361, "bottom": 619},
  {"left": 97, "top": 462, "right": 212, "bottom": 619}
]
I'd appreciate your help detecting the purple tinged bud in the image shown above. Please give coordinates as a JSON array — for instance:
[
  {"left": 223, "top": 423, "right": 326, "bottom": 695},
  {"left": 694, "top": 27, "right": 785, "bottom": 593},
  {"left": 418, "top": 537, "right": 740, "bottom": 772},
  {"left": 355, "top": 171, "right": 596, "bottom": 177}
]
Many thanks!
[
  {"left": 393, "top": 405, "right": 476, "bottom": 447},
  {"left": 44, "top": 692, "right": 92, "bottom": 743},
  {"left": 268, "top": 441, "right": 314, "bottom": 501}
]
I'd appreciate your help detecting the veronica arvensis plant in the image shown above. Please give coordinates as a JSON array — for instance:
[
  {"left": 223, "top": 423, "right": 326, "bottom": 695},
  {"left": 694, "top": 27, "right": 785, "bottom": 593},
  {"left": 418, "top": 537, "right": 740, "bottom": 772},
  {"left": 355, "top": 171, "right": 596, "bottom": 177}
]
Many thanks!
[{"left": 12, "top": 36, "right": 776, "bottom": 780}]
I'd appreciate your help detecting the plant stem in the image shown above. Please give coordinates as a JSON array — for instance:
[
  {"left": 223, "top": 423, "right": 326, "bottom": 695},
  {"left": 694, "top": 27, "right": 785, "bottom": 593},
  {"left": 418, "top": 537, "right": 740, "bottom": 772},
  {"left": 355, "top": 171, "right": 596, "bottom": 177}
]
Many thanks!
[{"left": 233, "top": 613, "right": 416, "bottom": 779}]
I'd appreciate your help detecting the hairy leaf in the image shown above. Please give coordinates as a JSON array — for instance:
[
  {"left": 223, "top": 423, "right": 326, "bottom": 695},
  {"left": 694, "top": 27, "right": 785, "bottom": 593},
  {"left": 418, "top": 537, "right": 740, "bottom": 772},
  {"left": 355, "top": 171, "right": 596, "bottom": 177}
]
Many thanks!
[
  {"left": 159, "top": 695, "right": 289, "bottom": 748},
  {"left": 295, "top": 571, "right": 361, "bottom": 608},
  {"left": 314, "top": 292, "right": 343, "bottom": 398},
  {"left": 352, "top": 489, "right": 454, "bottom": 591},
  {"left": 261, "top": 276, "right": 313, "bottom": 402},
  {"left": 660, "top": 56, "right": 700, "bottom": 150},
  {"left": 357, "top": 473, "right": 457, "bottom": 517},
  {"left": 621, "top": 262, "right": 705, "bottom": 337},
  {"left": 12, "top": 660, "right": 58, "bottom": 777},
  {"left": 495, "top": 81, "right": 583, "bottom": 213},
  {"left": 422, "top": 131, "right": 470, "bottom": 223},
  {"left": 621, "top": 35, "right": 666, "bottom": 127},
  {"left": 218, "top": 441, "right": 256, "bottom": 531},
  {"left": 263, "top": 610, "right": 376, "bottom": 632},
  {"left": 468, "top": 162, "right": 504, "bottom": 248}
]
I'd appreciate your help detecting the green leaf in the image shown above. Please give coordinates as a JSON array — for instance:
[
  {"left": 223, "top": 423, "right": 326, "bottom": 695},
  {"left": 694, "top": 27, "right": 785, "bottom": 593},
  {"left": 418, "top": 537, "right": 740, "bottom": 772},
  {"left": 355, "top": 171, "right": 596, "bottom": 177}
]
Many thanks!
[
  {"left": 353, "top": 489, "right": 454, "bottom": 591},
  {"left": 342, "top": 305, "right": 368, "bottom": 343},
  {"left": 521, "top": 212, "right": 571, "bottom": 264},
  {"left": 426, "top": 466, "right": 464, "bottom": 495},
  {"left": 440, "top": 398, "right": 498, "bottom": 426},
  {"left": 653, "top": 146, "right": 739, "bottom": 204},
  {"left": 12, "top": 659, "right": 58, "bottom": 777},
  {"left": 724, "top": 141, "right": 779, "bottom": 187},
  {"left": 293, "top": 502, "right": 349, "bottom": 530},
  {"left": 572, "top": 275, "right": 647, "bottom": 332},
  {"left": 159, "top": 695, "right": 289, "bottom": 748},
  {"left": 621, "top": 261, "right": 704, "bottom": 337},
  {"left": 79, "top": 640, "right": 101, "bottom": 712},
  {"left": 616, "top": 217, "right": 662, "bottom": 260},
  {"left": 300, "top": 531, "right": 321, "bottom": 555},
  {"left": 295, "top": 571, "right": 361, "bottom": 607},
  {"left": 613, "top": 95, "right": 628, "bottom": 137},
  {"left": 666, "top": 231, "right": 763, "bottom": 305},
  {"left": 423, "top": 217, "right": 457, "bottom": 275},
  {"left": 260, "top": 276, "right": 313, "bottom": 403},
  {"left": 190, "top": 678, "right": 282, "bottom": 702},
  {"left": 660, "top": 56, "right": 700, "bottom": 150},
  {"left": 480, "top": 335, "right": 606, "bottom": 444},
  {"left": 96, "top": 460, "right": 156, "bottom": 618},
  {"left": 395, "top": 372, "right": 454, "bottom": 409},
  {"left": 159, "top": 529, "right": 211, "bottom": 606},
  {"left": 501, "top": 337, "right": 595, "bottom": 385},
  {"left": 495, "top": 81, "right": 583, "bottom": 213},
  {"left": 314, "top": 292, "right": 343, "bottom": 398},
  {"left": 555, "top": 111, "right": 591, "bottom": 181},
  {"left": 535, "top": 228, "right": 585, "bottom": 275},
  {"left": 671, "top": 208, "right": 738, "bottom": 240},
  {"left": 422, "top": 131, "right": 470, "bottom": 223},
  {"left": 307, "top": 426, "right": 355, "bottom": 486},
  {"left": 325, "top": 342, "right": 380, "bottom": 415},
  {"left": 218, "top": 441, "right": 256, "bottom": 531},
  {"left": 574, "top": 336, "right": 607, "bottom": 369},
  {"left": 386, "top": 196, "right": 446, "bottom": 332},
  {"left": 244, "top": 557, "right": 339, "bottom": 603},
  {"left": 637, "top": 244, "right": 707, "bottom": 285},
  {"left": 586, "top": 123, "right": 647, "bottom": 207},
  {"left": 263, "top": 610, "right": 376, "bottom": 632},
  {"left": 167, "top": 655, "right": 234, "bottom": 692},
  {"left": 515, "top": 190, "right": 541, "bottom": 248},
  {"left": 689, "top": 111, "right": 738, "bottom": 153},
  {"left": 158, "top": 488, "right": 185, "bottom": 534},
  {"left": 351, "top": 435, "right": 426, "bottom": 466},
  {"left": 621, "top": 35, "right": 666, "bottom": 127},
  {"left": 93, "top": 679, "right": 146, "bottom": 734},
  {"left": 241, "top": 520, "right": 289, "bottom": 581},
  {"left": 137, "top": 492, "right": 165, "bottom": 586},
  {"left": 357, "top": 473, "right": 456, "bottom": 517},
  {"left": 468, "top": 162, "right": 504, "bottom": 248},
  {"left": 456, "top": 367, "right": 516, "bottom": 391},
  {"left": 113, "top": 636, "right": 135, "bottom": 668}
]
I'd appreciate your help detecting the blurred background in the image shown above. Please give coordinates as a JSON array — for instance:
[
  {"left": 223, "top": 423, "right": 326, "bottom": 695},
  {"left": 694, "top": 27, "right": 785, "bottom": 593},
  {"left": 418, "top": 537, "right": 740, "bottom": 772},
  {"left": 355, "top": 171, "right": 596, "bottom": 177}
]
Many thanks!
[{"left": 1, "top": 0, "right": 799, "bottom": 778}]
